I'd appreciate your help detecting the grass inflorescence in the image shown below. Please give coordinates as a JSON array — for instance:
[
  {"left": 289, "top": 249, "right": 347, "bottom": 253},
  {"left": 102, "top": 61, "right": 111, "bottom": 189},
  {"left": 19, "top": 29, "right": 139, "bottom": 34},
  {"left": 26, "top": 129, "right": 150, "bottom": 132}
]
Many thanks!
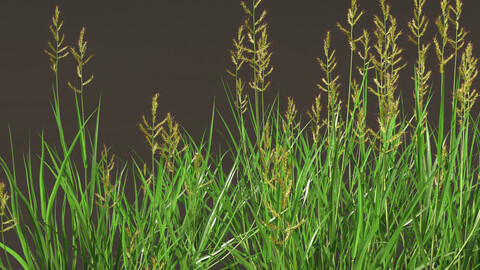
[{"left": 1, "top": 0, "right": 480, "bottom": 269}]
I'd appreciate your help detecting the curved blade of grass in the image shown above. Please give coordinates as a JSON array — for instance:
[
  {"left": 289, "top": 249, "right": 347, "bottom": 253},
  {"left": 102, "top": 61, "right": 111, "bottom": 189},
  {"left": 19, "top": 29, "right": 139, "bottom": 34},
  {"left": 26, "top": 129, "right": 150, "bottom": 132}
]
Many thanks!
[{"left": 0, "top": 242, "right": 28, "bottom": 269}]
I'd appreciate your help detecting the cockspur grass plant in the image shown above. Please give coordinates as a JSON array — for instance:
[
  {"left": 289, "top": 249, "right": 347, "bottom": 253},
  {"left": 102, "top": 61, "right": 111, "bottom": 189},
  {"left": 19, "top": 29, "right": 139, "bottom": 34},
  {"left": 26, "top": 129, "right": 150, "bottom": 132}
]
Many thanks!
[{"left": 1, "top": 0, "right": 480, "bottom": 269}]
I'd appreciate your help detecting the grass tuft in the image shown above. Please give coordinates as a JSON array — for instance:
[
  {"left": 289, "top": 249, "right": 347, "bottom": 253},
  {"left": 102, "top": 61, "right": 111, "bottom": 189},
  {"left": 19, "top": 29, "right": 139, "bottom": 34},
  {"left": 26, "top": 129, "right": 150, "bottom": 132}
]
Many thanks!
[{"left": 1, "top": 0, "right": 480, "bottom": 269}]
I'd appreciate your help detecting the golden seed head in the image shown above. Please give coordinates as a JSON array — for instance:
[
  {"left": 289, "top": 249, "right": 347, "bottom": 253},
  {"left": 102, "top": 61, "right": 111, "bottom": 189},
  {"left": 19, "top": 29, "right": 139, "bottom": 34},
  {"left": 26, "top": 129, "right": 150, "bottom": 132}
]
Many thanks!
[
  {"left": 193, "top": 151, "right": 203, "bottom": 175},
  {"left": 456, "top": 43, "right": 479, "bottom": 125},
  {"left": 95, "top": 145, "right": 122, "bottom": 209},
  {"left": 368, "top": 1, "right": 406, "bottom": 133},
  {"left": 0, "top": 182, "right": 8, "bottom": 216},
  {"left": 151, "top": 93, "right": 159, "bottom": 125},
  {"left": 239, "top": 0, "right": 273, "bottom": 94},
  {"left": 67, "top": 27, "right": 94, "bottom": 93},
  {"left": 337, "top": 0, "right": 364, "bottom": 51},
  {"left": 317, "top": 31, "right": 341, "bottom": 121},
  {"left": 45, "top": 6, "right": 69, "bottom": 73},
  {"left": 0, "top": 182, "right": 4, "bottom": 197},
  {"left": 53, "top": 6, "right": 60, "bottom": 24},
  {"left": 408, "top": 0, "right": 428, "bottom": 44},
  {"left": 446, "top": 0, "right": 467, "bottom": 53},
  {"left": 282, "top": 97, "right": 299, "bottom": 140},
  {"left": 235, "top": 77, "right": 248, "bottom": 114},
  {"left": 307, "top": 94, "right": 325, "bottom": 143},
  {"left": 0, "top": 181, "right": 16, "bottom": 232},
  {"left": 155, "top": 112, "right": 187, "bottom": 173},
  {"left": 448, "top": 0, "right": 462, "bottom": 22},
  {"left": 259, "top": 121, "right": 272, "bottom": 180}
]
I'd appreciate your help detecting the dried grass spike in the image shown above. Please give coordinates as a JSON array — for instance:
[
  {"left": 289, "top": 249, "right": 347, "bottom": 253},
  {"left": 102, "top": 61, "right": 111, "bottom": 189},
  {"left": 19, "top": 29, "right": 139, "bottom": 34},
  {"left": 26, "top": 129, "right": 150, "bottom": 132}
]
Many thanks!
[
  {"left": 45, "top": 6, "right": 69, "bottom": 73},
  {"left": 0, "top": 182, "right": 9, "bottom": 216}
]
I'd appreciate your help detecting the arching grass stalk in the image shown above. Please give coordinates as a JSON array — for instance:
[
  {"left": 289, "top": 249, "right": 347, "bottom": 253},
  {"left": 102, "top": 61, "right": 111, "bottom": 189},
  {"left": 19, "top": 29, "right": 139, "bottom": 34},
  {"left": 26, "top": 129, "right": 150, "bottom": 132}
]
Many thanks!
[
  {"left": 433, "top": 0, "right": 453, "bottom": 178},
  {"left": 454, "top": 43, "right": 478, "bottom": 263},
  {"left": 240, "top": 0, "right": 273, "bottom": 142},
  {"left": 407, "top": 2, "right": 435, "bottom": 261},
  {"left": 448, "top": 0, "right": 467, "bottom": 148},
  {"left": 41, "top": 7, "right": 72, "bottom": 263},
  {"left": 316, "top": 31, "right": 345, "bottom": 259},
  {"left": 408, "top": 0, "right": 430, "bottom": 190},
  {"left": 367, "top": 1, "right": 406, "bottom": 246},
  {"left": 44, "top": 6, "right": 70, "bottom": 158},
  {"left": 66, "top": 26, "right": 101, "bottom": 267},
  {"left": 67, "top": 26, "right": 94, "bottom": 171},
  {"left": 337, "top": 0, "right": 364, "bottom": 130},
  {"left": 337, "top": 0, "right": 368, "bottom": 202}
]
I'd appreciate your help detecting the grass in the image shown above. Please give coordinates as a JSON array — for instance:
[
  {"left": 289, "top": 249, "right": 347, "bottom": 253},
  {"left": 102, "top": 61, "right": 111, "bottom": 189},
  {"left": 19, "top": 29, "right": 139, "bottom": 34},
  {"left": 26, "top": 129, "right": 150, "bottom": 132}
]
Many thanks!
[{"left": 1, "top": 0, "right": 480, "bottom": 268}]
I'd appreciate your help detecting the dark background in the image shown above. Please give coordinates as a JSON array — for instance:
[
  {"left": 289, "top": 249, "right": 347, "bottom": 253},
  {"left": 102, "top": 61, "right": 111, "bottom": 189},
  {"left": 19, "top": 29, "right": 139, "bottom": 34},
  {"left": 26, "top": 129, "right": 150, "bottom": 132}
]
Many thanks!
[{"left": 0, "top": 0, "right": 479, "bottom": 267}]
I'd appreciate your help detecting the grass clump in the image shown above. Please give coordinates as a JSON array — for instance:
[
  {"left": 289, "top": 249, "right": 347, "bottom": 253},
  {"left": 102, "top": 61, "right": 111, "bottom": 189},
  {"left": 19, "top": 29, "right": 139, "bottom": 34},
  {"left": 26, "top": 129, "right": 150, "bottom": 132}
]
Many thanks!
[{"left": 1, "top": 0, "right": 480, "bottom": 269}]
